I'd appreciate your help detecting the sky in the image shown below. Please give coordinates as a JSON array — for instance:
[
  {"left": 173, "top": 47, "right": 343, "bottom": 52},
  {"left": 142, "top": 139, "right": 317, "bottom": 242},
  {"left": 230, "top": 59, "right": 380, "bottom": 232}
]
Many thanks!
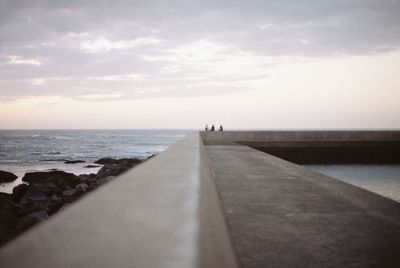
[{"left": 0, "top": 0, "right": 400, "bottom": 129}]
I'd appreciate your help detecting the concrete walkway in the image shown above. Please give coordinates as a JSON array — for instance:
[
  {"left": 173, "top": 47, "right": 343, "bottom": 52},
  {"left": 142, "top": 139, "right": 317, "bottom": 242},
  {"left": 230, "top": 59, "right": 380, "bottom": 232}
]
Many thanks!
[{"left": 205, "top": 143, "right": 400, "bottom": 268}]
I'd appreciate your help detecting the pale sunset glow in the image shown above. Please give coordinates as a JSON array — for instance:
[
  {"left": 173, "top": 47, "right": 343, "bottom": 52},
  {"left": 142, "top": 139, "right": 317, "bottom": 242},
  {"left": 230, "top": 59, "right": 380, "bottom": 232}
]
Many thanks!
[{"left": 1, "top": 0, "right": 399, "bottom": 129}]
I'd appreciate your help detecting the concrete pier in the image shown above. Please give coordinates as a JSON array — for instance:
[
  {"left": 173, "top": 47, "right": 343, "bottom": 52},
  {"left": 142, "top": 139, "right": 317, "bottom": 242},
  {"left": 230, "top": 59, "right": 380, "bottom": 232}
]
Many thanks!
[
  {"left": 205, "top": 143, "right": 400, "bottom": 267},
  {"left": 1, "top": 131, "right": 400, "bottom": 267}
]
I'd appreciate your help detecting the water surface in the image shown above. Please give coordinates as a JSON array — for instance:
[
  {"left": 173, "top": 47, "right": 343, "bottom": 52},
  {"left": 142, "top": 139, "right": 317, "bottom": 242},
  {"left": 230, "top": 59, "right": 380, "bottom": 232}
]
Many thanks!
[
  {"left": 305, "top": 164, "right": 400, "bottom": 202},
  {"left": 0, "top": 129, "right": 192, "bottom": 193}
]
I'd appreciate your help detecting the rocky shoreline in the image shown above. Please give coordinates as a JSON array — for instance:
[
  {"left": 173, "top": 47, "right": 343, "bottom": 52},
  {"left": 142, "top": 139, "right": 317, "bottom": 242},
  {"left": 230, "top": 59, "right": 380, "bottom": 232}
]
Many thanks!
[{"left": 0, "top": 156, "right": 153, "bottom": 247}]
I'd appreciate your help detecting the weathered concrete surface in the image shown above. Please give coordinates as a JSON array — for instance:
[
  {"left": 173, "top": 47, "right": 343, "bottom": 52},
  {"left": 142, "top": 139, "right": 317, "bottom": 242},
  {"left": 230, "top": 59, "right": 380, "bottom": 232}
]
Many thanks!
[
  {"left": 205, "top": 142, "right": 400, "bottom": 267},
  {"left": 0, "top": 133, "right": 237, "bottom": 268},
  {"left": 201, "top": 130, "right": 400, "bottom": 144}
]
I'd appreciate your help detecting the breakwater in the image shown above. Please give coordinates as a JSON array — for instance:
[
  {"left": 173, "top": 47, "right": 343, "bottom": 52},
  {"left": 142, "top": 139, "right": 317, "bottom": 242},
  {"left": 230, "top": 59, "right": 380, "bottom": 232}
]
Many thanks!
[{"left": 1, "top": 131, "right": 399, "bottom": 268}]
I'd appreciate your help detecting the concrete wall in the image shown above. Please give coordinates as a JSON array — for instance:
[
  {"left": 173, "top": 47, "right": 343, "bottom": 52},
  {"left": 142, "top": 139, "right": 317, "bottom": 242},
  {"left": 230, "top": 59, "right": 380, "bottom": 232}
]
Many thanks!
[
  {"left": 201, "top": 130, "right": 400, "bottom": 144},
  {"left": 0, "top": 133, "right": 237, "bottom": 268},
  {"left": 202, "top": 131, "right": 400, "bottom": 164}
]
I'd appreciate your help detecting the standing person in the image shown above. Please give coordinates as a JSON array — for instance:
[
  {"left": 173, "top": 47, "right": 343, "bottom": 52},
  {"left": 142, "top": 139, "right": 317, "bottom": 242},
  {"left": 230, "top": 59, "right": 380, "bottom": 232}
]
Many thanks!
[
  {"left": 205, "top": 124, "right": 209, "bottom": 131},
  {"left": 210, "top": 124, "right": 215, "bottom": 131},
  {"left": 219, "top": 125, "right": 224, "bottom": 131}
]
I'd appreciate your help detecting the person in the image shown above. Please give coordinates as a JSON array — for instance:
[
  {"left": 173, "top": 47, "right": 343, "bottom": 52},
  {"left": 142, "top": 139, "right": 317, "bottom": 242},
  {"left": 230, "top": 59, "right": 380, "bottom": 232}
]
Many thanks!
[
  {"left": 205, "top": 124, "right": 209, "bottom": 131},
  {"left": 210, "top": 124, "right": 215, "bottom": 131},
  {"left": 219, "top": 125, "right": 224, "bottom": 131}
]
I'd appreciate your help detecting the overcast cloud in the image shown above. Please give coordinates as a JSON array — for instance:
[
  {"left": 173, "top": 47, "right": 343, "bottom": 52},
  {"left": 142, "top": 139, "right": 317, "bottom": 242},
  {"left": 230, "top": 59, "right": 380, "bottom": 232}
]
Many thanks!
[{"left": 1, "top": 0, "right": 400, "bottom": 100}]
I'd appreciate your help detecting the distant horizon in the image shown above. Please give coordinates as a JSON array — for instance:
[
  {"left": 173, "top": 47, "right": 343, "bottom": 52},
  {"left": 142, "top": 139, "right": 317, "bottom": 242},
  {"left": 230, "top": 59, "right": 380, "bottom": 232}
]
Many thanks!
[{"left": 1, "top": 128, "right": 399, "bottom": 131}]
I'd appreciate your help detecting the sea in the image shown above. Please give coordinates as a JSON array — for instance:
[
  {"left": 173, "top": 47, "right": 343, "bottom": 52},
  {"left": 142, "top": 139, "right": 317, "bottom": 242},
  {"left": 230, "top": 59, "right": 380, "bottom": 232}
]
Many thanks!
[
  {"left": 0, "top": 129, "right": 192, "bottom": 193},
  {"left": 305, "top": 165, "right": 400, "bottom": 202}
]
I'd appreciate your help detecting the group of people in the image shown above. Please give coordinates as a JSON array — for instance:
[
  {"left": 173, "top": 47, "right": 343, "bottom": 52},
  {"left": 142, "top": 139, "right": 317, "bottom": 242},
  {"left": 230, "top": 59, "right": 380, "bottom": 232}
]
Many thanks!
[{"left": 205, "top": 124, "right": 223, "bottom": 131}]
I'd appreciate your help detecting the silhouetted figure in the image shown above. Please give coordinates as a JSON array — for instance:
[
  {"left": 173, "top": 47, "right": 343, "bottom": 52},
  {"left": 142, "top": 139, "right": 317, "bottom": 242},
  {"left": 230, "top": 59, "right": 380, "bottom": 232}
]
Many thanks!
[
  {"left": 205, "top": 124, "right": 209, "bottom": 131},
  {"left": 219, "top": 125, "right": 224, "bottom": 131},
  {"left": 210, "top": 124, "right": 215, "bottom": 131}
]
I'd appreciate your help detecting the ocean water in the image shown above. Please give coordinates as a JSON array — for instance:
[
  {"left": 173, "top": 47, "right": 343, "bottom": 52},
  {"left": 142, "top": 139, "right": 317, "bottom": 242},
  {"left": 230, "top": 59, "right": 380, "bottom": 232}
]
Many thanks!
[
  {"left": 305, "top": 164, "right": 400, "bottom": 202},
  {"left": 0, "top": 129, "right": 192, "bottom": 193}
]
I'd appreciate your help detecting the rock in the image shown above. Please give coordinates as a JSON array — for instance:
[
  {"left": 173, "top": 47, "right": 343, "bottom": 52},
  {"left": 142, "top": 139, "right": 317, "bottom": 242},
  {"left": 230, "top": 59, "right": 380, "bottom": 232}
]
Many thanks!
[
  {"left": 15, "top": 210, "right": 48, "bottom": 233},
  {"left": 30, "top": 182, "right": 58, "bottom": 197},
  {"left": 50, "top": 194, "right": 60, "bottom": 202},
  {"left": 0, "top": 232, "right": 11, "bottom": 248},
  {"left": 95, "top": 158, "right": 143, "bottom": 180},
  {"left": 95, "top": 157, "right": 142, "bottom": 165},
  {"left": 65, "top": 160, "right": 86, "bottom": 164},
  {"left": 0, "top": 156, "right": 152, "bottom": 246},
  {"left": 94, "top": 157, "right": 116, "bottom": 164},
  {"left": 27, "top": 210, "right": 48, "bottom": 221},
  {"left": 78, "top": 173, "right": 96, "bottom": 183},
  {"left": 48, "top": 201, "right": 63, "bottom": 215},
  {"left": 0, "top": 170, "right": 18, "bottom": 183},
  {"left": 147, "top": 154, "right": 156, "bottom": 159},
  {"left": 84, "top": 165, "right": 100, "bottom": 168},
  {"left": 12, "top": 184, "right": 29, "bottom": 203},
  {"left": 0, "top": 192, "right": 13, "bottom": 202},
  {"left": 76, "top": 183, "right": 88, "bottom": 192},
  {"left": 15, "top": 203, "right": 48, "bottom": 218},
  {"left": 22, "top": 170, "right": 79, "bottom": 188},
  {"left": 0, "top": 194, "right": 21, "bottom": 217},
  {"left": 62, "top": 187, "right": 84, "bottom": 203},
  {"left": 0, "top": 212, "right": 18, "bottom": 232},
  {"left": 40, "top": 159, "right": 67, "bottom": 162},
  {"left": 20, "top": 187, "right": 48, "bottom": 204}
]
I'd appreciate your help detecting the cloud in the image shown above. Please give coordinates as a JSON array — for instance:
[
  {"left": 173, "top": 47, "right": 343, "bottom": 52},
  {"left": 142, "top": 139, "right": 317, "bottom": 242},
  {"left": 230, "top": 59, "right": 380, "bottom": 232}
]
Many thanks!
[
  {"left": 86, "top": 74, "right": 148, "bottom": 81},
  {"left": 0, "top": 0, "right": 400, "bottom": 101},
  {"left": 7, "top": 55, "right": 41, "bottom": 66},
  {"left": 80, "top": 37, "right": 163, "bottom": 53}
]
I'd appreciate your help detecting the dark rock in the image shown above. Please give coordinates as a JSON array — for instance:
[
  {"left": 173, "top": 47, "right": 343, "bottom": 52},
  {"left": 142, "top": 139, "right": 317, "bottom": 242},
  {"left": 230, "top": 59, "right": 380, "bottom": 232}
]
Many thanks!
[
  {"left": 29, "top": 182, "right": 58, "bottom": 197},
  {"left": 50, "top": 194, "right": 60, "bottom": 202},
  {"left": 62, "top": 187, "right": 84, "bottom": 203},
  {"left": 147, "top": 154, "right": 156, "bottom": 159},
  {"left": 40, "top": 159, "right": 67, "bottom": 162},
  {"left": 0, "top": 212, "right": 18, "bottom": 232},
  {"left": 0, "top": 192, "right": 13, "bottom": 202},
  {"left": 15, "top": 203, "right": 48, "bottom": 218},
  {"left": 95, "top": 158, "right": 143, "bottom": 180},
  {"left": 0, "top": 170, "right": 18, "bottom": 183},
  {"left": 117, "top": 158, "right": 142, "bottom": 165},
  {"left": 76, "top": 183, "right": 88, "bottom": 192},
  {"left": 20, "top": 187, "right": 48, "bottom": 204},
  {"left": 0, "top": 156, "right": 151, "bottom": 246},
  {"left": 15, "top": 210, "right": 48, "bottom": 233},
  {"left": 94, "top": 157, "right": 116, "bottom": 164},
  {"left": 0, "top": 232, "right": 11, "bottom": 247},
  {"left": 12, "top": 184, "right": 29, "bottom": 203},
  {"left": 48, "top": 201, "right": 63, "bottom": 215},
  {"left": 95, "top": 157, "right": 142, "bottom": 165},
  {"left": 65, "top": 160, "right": 86, "bottom": 164},
  {"left": 0, "top": 193, "right": 21, "bottom": 217},
  {"left": 78, "top": 173, "right": 96, "bottom": 183},
  {"left": 84, "top": 165, "right": 100, "bottom": 168},
  {"left": 95, "top": 165, "right": 118, "bottom": 180},
  {"left": 27, "top": 210, "right": 48, "bottom": 221},
  {"left": 22, "top": 170, "right": 79, "bottom": 188}
]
